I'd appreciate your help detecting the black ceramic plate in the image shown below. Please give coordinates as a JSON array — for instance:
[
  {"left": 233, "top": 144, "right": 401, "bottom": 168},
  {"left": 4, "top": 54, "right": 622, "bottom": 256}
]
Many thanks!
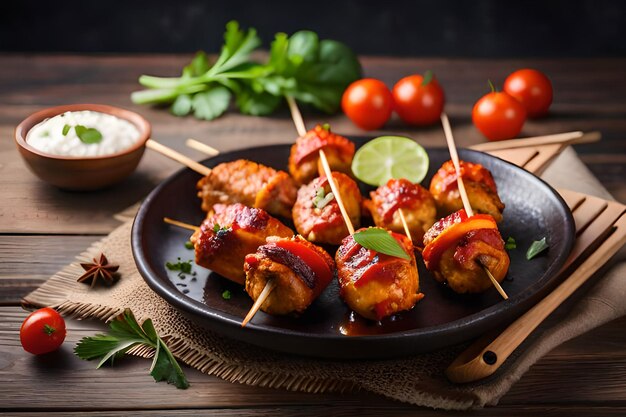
[{"left": 132, "top": 142, "right": 575, "bottom": 359}]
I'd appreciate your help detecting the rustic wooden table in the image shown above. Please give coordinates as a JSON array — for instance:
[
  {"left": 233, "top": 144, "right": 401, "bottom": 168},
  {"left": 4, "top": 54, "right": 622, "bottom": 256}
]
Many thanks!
[{"left": 1, "top": 55, "right": 625, "bottom": 416}]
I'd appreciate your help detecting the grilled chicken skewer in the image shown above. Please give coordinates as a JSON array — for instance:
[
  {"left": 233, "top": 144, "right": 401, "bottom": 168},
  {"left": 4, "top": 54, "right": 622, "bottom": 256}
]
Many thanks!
[
  {"left": 167, "top": 203, "right": 294, "bottom": 285},
  {"left": 427, "top": 113, "right": 509, "bottom": 299},
  {"left": 364, "top": 178, "right": 437, "bottom": 244},
  {"left": 146, "top": 139, "right": 298, "bottom": 219}
]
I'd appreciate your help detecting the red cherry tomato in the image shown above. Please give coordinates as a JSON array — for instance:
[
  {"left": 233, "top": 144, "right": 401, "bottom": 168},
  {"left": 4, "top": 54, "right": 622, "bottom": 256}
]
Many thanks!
[
  {"left": 20, "top": 307, "right": 66, "bottom": 355},
  {"left": 392, "top": 71, "right": 445, "bottom": 126},
  {"left": 472, "top": 85, "right": 527, "bottom": 141},
  {"left": 341, "top": 78, "right": 393, "bottom": 130},
  {"left": 504, "top": 69, "right": 553, "bottom": 118}
]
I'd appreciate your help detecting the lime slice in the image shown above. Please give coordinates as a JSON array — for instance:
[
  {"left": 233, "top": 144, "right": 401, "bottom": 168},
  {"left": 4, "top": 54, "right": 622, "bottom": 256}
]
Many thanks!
[{"left": 351, "top": 136, "right": 429, "bottom": 186}]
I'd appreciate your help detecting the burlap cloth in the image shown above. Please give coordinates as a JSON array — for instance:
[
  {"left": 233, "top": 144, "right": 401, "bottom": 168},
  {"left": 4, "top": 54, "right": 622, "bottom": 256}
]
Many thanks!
[{"left": 23, "top": 147, "right": 626, "bottom": 410}]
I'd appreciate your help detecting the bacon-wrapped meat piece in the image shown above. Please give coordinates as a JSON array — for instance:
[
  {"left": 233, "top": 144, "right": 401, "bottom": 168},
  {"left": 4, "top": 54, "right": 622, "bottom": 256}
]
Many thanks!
[
  {"left": 335, "top": 228, "right": 424, "bottom": 320},
  {"left": 429, "top": 160, "right": 505, "bottom": 222},
  {"left": 292, "top": 172, "right": 362, "bottom": 245},
  {"left": 364, "top": 178, "right": 437, "bottom": 244},
  {"left": 197, "top": 159, "right": 297, "bottom": 219},
  {"left": 422, "top": 209, "right": 510, "bottom": 294},
  {"left": 190, "top": 203, "right": 293, "bottom": 285},
  {"left": 244, "top": 235, "right": 336, "bottom": 315},
  {"left": 288, "top": 125, "right": 355, "bottom": 185}
]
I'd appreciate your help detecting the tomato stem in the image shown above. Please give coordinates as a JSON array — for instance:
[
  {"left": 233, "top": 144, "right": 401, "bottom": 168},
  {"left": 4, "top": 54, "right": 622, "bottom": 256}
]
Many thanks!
[
  {"left": 43, "top": 324, "right": 56, "bottom": 336},
  {"left": 422, "top": 70, "right": 433, "bottom": 86},
  {"left": 488, "top": 79, "right": 496, "bottom": 93}
]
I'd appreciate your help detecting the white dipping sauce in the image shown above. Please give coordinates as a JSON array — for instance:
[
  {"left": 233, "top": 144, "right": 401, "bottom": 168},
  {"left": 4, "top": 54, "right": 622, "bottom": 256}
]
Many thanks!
[{"left": 26, "top": 111, "right": 141, "bottom": 157}]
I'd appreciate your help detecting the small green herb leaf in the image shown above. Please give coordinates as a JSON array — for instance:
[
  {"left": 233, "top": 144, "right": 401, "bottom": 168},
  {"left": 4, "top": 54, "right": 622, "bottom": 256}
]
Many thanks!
[
  {"left": 74, "top": 125, "right": 103, "bottom": 144},
  {"left": 192, "top": 87, "right": 231, "bottom": 121},
  {"left": 184, "top": 241, "right": 194, "bottom": 250},
  {"left": 165, "top": 259, "right": 193, "bottom": 274},
  {"left": 353, "top": 228, "right": 411, "bottom": 260},
  {"left": 422, "top": 70, "right": 433, "bottom": 86},
  {"left": 504, "top": 236, "right": 517, "bottom": 250},
  {"left": 526, "top": 237, "right": 549, "bottom": 260},
  {"left": 313, "top": 187, "right": 335, "bottom": 209},
  {"left": 62, "top": 125, "right": 71, "bottom": 136},
  {"left": 222, "top": 290, "right": 232, "bottom": 300},
  {"left": 74, "top": 310, "right": 189, "bottom": 389},
  {"left": 171, "top": 94, "right": 193, "bottom": 116}
]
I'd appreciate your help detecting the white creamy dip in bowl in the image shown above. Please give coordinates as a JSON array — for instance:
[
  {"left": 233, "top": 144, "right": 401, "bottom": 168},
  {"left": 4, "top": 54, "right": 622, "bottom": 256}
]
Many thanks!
[{"left": 15, "top": 104, "right": 151, "bottom": 190}]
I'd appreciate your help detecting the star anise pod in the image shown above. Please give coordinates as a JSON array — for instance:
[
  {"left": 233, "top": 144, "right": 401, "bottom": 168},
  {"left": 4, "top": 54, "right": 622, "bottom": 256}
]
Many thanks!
[{"left": 78, "top": 253, "right": 120, "bottom": 288}]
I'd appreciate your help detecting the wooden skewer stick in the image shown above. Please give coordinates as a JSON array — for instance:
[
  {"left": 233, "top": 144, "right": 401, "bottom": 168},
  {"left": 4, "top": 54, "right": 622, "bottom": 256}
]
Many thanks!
[
  {"left": 241, "top": 279, "right": 277, "bottom": 327},
  {"left": 185, "top": 138, "right": 220, "bottom": 156},
  {"left": 285, "top": 95, "right": 307, "bottom": 137},
  {"left": 163, "top": 217, "right": 199, "bottom": 232},
  {"left": 146, "top": 139, "right": 212, "bottom": 176},
  {"left": 470, "top": 130, "right": 601, "bottom": 152},
  {"left": 241, "top": 95, "right": 308, "bottom": 327},
  {"left": 319, "top": 149, "right": 355, "bottom": 235},
  {"left": 398, "top": 209, "right": 413, "bottom": 243},
  {"left": 440, "top": 114, "right": 474, "bottom": 217},
  {"left": 440, "top": 113, "right": 509, "bottom": 300}
]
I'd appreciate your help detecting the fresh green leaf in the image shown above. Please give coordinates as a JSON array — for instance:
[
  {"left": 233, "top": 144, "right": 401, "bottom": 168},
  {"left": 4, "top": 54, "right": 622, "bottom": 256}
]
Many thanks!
[
  {"left": 184, "top": 241, "right": 194, "bottom": 250},
  {"left": 526, "top": 237, "right": 549, "bottom": 260},
  {"left": 353, "top": 228, "right": 411, "bottom": 260},
  {"left": 171, "top": 94, "right": 193, "bottom": 116},
  {"left": 74, "top": 309, "right": 189, "bottom": 389},
  {"left": 74, "top": 125, "right": 103, "bottom": 144},
  {"left": 192, "top": 87, "right": 231, "bottom": 120},
  {"left": 235, "top": 83, "right": 282, "bottom": 116},
  {"left": 211, "top": 21, "right": 262, "bottom": 75},
  {"left": 165, "top": 259, "right": 193, "bottom": 274},
  {"left": 151, "top": 339, "right": 189, "bottom": 389},
  {"left": 62, "top": 124, "right": 71, "bottom": 136},
  {"left": 287, "top": 31, "right": 319, "bottom": 64},
  {"left": 131, "top": 21, "right": 361, "bottom": 118},
  {"left": 505, "top": 236, "right": 517, "bottom": 250},
  {"left": 222, "top": 290, "right": 232, "bottom": 300},
  {"left": 188, "top": 51, "right": 210, "bottom": 76}
]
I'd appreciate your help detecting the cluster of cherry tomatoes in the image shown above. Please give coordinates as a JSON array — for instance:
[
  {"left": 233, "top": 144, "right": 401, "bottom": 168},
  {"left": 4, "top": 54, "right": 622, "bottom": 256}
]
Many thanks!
[{"left": 341, "top": 69, "right": 553, "bottom": 142}]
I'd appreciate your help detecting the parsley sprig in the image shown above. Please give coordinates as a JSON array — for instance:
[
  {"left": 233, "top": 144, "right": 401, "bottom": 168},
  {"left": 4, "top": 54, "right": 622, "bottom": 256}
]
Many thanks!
[
  {"left": 131, "top": 21, "right": 361, "bottom": 120},
  {"left": 74, "top": 310, "right": 189, "bottom": 389}
]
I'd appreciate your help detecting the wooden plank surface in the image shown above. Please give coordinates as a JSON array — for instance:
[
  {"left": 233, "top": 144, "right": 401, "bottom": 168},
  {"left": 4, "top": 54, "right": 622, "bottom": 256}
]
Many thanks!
[
  {"left": 1, "top": 306, "right": 625, "bottom": 413},
  {"left": 1, "top": 55, "right": 625, "bottom": 415}
]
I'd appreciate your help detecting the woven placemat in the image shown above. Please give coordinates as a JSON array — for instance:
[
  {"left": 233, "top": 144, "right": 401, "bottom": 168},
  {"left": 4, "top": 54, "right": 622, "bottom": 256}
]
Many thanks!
[{"left": 22, "top": 148, "right": 626, "bottom": 410}]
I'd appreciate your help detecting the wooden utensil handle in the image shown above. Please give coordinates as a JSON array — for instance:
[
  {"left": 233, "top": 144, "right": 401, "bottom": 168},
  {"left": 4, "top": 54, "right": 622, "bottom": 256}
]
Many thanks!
[
  {"left": 446, "top": 213, "right": 626, "bottom": 384},
  {"left": 470, "top": 131, "right": 601, "bottom": 152}
]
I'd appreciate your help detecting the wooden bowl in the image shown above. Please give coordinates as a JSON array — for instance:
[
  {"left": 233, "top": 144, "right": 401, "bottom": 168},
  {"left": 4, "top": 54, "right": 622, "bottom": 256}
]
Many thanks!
[{"left": 14, "top": 104, "right": 151, "bottom": 191}]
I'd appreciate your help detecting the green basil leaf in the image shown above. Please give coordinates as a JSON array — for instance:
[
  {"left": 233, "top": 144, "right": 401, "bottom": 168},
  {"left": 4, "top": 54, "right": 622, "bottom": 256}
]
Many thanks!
[
  {"left": 171, "top": 94, "right": 193, "bottom": 116},
  {"left": 353, "top": 228, "right": 411, "bottom": 260},
  {"left": 192, "top": 87, "right": 231, "bottom": 120},
  {"left": 62, "top": 124, "right": 71, "bottom": 136},
  {"left": 526, "top": 237, "right": 549, "bottom": 260},
  {"left": 74, "top": 125, "right": 103, "bottom": 144}
]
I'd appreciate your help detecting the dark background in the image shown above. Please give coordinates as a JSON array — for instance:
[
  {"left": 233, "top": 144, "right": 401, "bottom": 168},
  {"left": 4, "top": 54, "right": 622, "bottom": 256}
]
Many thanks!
[{"left": 1, "top": 0, "right": 624, "bottom": 57}]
